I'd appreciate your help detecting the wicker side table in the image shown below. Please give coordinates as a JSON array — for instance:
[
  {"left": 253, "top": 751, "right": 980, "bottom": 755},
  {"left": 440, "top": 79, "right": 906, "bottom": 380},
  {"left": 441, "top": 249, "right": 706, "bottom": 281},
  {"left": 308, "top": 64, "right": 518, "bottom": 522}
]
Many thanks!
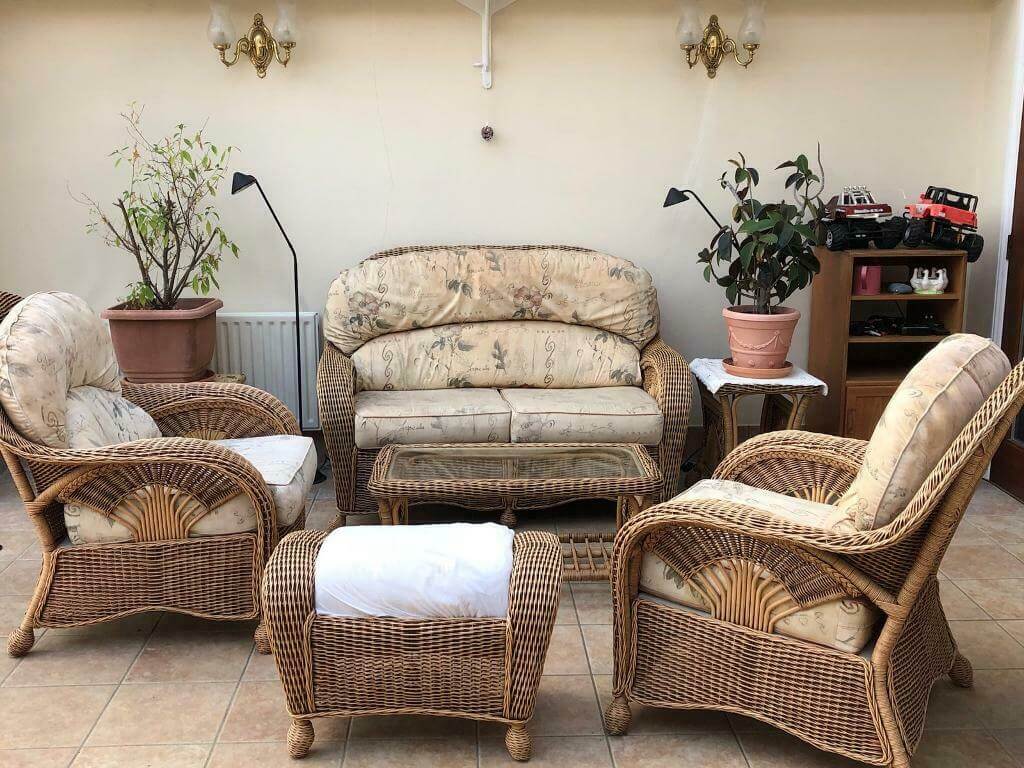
[{"left": 690, "top": 358, "right": 827, "bottom": 479}]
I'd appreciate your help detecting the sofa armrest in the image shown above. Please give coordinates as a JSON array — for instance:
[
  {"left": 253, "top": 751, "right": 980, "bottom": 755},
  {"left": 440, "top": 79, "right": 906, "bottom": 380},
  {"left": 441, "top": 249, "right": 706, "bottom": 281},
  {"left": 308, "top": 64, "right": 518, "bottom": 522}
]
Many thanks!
[
  {"left": 640, "top": 337, "right": 693, "bottom": 500},
  {"left": 317, "top": 343, "right": 357, "bottom": 515}
]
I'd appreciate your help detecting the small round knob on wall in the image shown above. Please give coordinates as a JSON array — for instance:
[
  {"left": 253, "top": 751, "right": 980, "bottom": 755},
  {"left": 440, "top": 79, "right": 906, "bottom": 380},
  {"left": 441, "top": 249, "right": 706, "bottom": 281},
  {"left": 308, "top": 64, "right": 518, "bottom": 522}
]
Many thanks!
[{"left": 481, "top": 125, "right": 494, "bottom": 141}]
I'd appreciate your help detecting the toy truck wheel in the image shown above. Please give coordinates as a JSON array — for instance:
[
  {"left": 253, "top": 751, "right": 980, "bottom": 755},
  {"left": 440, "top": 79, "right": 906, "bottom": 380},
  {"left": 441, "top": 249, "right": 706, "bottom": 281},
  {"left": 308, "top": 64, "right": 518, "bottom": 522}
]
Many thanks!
[
  {"left": 904, "top": 218, "right": 926, "bottom": 248},
  {"left": 825, "top": 223, "right": 848, "bottom": 251},
  {"left": 963, "top": 233, "right": 984, "bottom": 263},
  {"left": 874, "top": 219, "right": 904, "bottom": 249}
]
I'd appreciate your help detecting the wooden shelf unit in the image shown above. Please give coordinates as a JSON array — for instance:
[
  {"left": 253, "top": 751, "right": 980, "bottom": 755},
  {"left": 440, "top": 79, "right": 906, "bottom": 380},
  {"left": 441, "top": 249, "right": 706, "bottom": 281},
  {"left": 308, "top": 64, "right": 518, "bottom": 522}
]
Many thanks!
[{"left": 806, "top": 247, "right": 968, "bottom": 439}]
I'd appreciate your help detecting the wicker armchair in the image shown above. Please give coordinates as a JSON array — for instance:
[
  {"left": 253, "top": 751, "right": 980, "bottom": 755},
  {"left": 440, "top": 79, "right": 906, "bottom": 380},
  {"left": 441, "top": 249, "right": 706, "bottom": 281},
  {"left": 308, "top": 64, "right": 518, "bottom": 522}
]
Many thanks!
[
  {"left": 1, "top": 293, "right": 306, "bottom": 656},
  {"left": 604, "top": 357, "right": 1024, "bottom": 767},
  {"left": 318, "top": 245, "right": 692, "bottom": 522}
]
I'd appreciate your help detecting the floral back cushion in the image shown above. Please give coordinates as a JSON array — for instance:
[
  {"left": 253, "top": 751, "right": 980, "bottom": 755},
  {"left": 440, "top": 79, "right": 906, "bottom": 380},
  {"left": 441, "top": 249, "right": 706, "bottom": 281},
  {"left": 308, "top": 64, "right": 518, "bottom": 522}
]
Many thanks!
[{"left": 325, "top": 246, "right": 660, "bottom": 354}]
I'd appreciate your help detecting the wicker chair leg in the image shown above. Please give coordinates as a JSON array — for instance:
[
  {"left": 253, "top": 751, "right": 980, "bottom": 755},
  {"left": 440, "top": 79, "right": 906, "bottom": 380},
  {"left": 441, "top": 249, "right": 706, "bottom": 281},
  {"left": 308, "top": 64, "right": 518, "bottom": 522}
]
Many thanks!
[
  {"left": 7, "top": 625, "right": 34, "bottom": 657},
  {"left": 505, "top": 724, "right": 532, "bottom": 761},
  {"left": 604, "top": 696, "right": 632, "bottom": 736},
  {"left": 950, "top": 652, "right": 974, "bottom": 688},
  {"left": 288, "top": 718, "right": 315, "bottom": 758},
  {"left": 500, "top": 508, "right": 518, "bottom": 527},
  {"left": 254, "top": 621, "right": 271, "bottom": 655}
]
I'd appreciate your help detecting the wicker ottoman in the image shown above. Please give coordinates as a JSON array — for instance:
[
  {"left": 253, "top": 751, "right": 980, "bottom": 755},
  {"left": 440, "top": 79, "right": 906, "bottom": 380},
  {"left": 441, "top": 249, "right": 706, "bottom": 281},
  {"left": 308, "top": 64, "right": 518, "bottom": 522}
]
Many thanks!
[{"left": 261, "top": 529, "right": 563, "bottom": 761}]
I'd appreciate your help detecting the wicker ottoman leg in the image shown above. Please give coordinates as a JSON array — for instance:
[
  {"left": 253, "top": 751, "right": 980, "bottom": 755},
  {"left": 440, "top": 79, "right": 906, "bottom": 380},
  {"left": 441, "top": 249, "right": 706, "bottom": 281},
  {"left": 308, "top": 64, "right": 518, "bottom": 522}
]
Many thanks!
[
  {"left": 505, "top": 724, "right": 532, "bottom": 761},
  {"left": 288, "top": 718, "right": 315, "bottom": 758},
  {"left": 950, "top": 652, "right": 974, "bottom": 688},
  {"left": 254, "top": 621, "right": 271, "bottom": 655},
  {"left": 7, "top": 624, "right": 34, "bottom": 657},
  {"left": 604, "top": 696, "right": 631, "bottom": 735}
]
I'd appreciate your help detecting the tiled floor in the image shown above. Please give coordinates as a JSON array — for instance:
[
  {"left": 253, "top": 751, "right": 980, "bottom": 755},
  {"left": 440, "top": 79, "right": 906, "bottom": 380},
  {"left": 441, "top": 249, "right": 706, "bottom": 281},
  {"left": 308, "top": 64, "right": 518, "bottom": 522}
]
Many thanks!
[{"left": 1, "top": 468, "right": 1023, "bottom": 767}]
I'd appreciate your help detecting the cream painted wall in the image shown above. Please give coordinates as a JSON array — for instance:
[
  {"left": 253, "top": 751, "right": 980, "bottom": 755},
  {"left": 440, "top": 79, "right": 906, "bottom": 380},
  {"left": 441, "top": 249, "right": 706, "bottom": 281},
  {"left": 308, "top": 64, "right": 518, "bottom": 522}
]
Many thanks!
[{"left": 1, "top": 1, "right": 1020, "bottom": 396}]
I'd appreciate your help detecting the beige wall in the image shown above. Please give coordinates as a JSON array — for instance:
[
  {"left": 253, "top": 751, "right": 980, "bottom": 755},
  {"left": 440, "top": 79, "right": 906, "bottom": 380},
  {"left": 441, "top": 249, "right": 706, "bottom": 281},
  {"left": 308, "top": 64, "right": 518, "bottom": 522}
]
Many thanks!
[{"left": 1, "top": 0, "right": 1021, "bottom": 384}]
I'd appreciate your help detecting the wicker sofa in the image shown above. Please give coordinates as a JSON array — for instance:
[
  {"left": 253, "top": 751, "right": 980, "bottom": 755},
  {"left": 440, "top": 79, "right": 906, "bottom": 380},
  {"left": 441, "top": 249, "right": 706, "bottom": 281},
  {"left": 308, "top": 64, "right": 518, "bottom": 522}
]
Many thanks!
[
  {"left": 318, "top": 245, "right": 692, "bottom": 522},
  {"left": 604, "top": 334, "right": 1020, "bottom": 767}
]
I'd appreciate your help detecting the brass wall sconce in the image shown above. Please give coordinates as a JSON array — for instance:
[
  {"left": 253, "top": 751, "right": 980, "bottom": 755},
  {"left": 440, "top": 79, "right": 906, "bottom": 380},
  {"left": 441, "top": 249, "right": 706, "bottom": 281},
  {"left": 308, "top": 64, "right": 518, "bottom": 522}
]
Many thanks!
[
  {"left": 207, "top": 2, "right": 298, "bottom": 78},
  {"left": 677, "top": 1, "right": 764, "bottom": 78}
]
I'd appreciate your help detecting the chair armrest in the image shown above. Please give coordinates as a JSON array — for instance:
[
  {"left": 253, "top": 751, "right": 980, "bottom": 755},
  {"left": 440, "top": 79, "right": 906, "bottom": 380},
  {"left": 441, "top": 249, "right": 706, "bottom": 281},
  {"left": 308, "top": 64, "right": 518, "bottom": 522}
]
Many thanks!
[
  {"left": 122, "top": 381, "right": 300, "bottom": 438},
  {"left": 713, "top": 430, "right": 867, "bottom": 502},
  {"left": 261, "top": 529, "right": 330, "bottom": 716},
  {"left": 317, "top": 343, "right": 357, "bottom": 514},
  {"left": 506, "top": 531, "right": 562, "bottom": 721},
  {"left": 640, "top": 337, "right": 693, "bottom": 499}
]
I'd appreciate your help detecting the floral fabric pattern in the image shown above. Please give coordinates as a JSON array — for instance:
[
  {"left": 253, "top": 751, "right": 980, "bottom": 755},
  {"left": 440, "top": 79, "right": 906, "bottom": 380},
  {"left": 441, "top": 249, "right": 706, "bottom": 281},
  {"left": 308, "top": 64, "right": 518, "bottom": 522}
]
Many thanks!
[
  {"left": 65, "top": 386, "right": 161, "bottom": 449},
  {"left": 501, "top": 387, "right": 663, "bottom": 444},
  {"left": 0, "top": 292, "right": 121, "bottom": 447},
  {"left": 353, "top": 389, "right": 511, "bottom": 449},
  {"left": 352, "top": 321, "right": 641, "bottom": 391},
  {"left": 836, "top": 334, "right": 1010, "bottom": 530},
  {"left": 325, "top": 246, "right": 660, "bottom": 354}
]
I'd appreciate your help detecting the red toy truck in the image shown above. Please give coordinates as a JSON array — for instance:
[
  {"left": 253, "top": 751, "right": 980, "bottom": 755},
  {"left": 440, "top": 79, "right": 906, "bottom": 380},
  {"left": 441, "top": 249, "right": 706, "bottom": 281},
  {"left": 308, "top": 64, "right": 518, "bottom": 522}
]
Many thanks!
[
  {"left": 904, "top": 186, "right": 983, "bottom": 262},
  {"left": 822, "top": 186, "right": 903, "bottom": 250}
]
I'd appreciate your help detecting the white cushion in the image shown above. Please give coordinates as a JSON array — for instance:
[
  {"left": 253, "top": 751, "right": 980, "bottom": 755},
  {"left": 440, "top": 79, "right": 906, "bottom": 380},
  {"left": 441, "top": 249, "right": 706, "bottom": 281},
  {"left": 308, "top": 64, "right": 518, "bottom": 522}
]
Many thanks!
[
  {"left": 65, "top": 434, "right": 317, "bottom": 545},
  {"left": 0, "top": 292, "right": 121, "bottom": 447},
  {"left": 638, "top": 479, "right": 877, "bottom": 653},
  {"left": 353, "top": 389, "right": 512, "bottom": 449},
  {"left": 501, "top": 387, "right": 663, "bottom": 444},
  {"left": 837, "top": 334, "right": 1010, "bottom": 529},
  {"left": 314, "top": 522, "right": 514, "bottom": 618}
]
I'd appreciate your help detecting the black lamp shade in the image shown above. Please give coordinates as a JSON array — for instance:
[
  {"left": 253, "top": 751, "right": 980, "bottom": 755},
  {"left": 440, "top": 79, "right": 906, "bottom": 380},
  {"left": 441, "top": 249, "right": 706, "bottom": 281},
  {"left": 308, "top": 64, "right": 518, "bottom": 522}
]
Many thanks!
[
  {"left": 663, "top": 187, "right": 690, "bottom": 207},
  {"left": 231, "top": 172, "right": 257, "bottom": 195}
]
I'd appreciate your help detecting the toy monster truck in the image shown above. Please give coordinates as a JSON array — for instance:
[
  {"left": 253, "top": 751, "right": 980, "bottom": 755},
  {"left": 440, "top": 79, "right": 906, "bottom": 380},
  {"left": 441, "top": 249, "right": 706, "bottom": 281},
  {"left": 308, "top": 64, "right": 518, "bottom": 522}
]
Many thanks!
[
  {"left": 822, "top": 186, "right": 904, "bottom": 251},
  {"left": 903, "top": 186, "right": 983, "bottom": 262}
]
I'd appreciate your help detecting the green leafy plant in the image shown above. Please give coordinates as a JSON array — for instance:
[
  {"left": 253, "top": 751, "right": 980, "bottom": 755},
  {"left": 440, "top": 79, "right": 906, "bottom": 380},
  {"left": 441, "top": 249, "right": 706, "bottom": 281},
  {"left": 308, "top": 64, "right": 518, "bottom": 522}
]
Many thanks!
[
  {"left": 82, "top": 105, "right": 238, "bottom": 309},
  {"left": 698, "top": 148, "right": 827, "bottom": 314}
]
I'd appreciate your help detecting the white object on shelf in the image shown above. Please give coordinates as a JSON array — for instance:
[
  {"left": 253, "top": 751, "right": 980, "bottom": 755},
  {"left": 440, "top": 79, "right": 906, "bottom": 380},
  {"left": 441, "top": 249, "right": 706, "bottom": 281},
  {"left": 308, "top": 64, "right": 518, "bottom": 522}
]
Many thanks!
[
  {"left": 690, "top": 358, "right": 828, "bottom": 396},
  {"left": 455, "top": 0, "right": 518, "bottom": 89}
]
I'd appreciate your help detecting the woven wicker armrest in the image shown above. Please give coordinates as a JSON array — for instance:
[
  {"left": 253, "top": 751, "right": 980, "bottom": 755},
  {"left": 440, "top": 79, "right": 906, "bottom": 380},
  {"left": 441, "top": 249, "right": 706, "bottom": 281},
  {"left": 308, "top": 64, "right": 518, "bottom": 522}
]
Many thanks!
[
  {"left": 713, "top": 430, "right": 867, "bottom": 501},
  {"left": 317, "top": 343, "right": 357, "bottom": 514},
  {"left": 505, "top": 531, "right": 563, "bottom": 721},
  {"left": 122, "top": 381, "right": 300, "bottom": 438},
  {"left": 640, "top": 337, "right": 693, "bottom": 499}
]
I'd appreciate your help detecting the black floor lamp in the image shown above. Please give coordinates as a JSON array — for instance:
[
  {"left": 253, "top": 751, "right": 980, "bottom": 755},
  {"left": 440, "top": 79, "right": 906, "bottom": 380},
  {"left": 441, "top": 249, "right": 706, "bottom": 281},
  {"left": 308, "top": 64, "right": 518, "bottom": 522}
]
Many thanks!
[{"left": 232, "top": 171, "right": 325, "bottom": 482}]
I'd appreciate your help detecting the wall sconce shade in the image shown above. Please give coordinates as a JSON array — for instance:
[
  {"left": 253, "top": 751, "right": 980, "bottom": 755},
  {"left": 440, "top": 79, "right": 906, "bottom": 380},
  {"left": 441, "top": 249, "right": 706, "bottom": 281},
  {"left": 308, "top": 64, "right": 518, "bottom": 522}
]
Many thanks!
[
  {"left": 273, "top": 1, "right": 299, "bottom": 45},
  {"left": 675, "top": 4, "right": 702, "bottom": 46},
  {"left": 209, "top": 3, "right": 298, "bottom": 78},
  {"left": 207, "top": 3, "right": 236, "bottom": 47},
  {"left": 737, "top": 0, "right": 765, "bottom": 46}
]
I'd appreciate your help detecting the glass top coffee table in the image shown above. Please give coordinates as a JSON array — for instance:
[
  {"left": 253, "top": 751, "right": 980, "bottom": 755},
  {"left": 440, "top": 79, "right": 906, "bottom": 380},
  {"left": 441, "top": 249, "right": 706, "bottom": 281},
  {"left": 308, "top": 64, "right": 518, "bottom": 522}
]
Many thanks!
[{"left": 368, "top": 443, "right": 664, "bottom": 581}]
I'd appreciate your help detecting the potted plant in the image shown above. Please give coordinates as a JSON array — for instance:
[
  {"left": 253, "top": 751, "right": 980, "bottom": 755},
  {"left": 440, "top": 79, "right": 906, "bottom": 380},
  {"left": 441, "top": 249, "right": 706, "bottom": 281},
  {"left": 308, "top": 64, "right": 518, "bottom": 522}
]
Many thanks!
[
  {"left": 677, "top": 149, "right": 826, "bottom": 378},
  {"left": 82, "top": 105, "right": 239, "bottom": 382}
]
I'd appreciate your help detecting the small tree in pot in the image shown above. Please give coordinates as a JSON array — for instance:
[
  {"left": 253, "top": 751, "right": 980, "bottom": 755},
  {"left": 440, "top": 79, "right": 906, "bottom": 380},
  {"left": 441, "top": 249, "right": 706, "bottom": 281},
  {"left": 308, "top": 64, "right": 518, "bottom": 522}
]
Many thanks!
[
  {"left": 668, "top": 149, "right": 826, "bottom": 377},
  {"left": 82, "top": 105, "right": 239, "bottom": 382}
]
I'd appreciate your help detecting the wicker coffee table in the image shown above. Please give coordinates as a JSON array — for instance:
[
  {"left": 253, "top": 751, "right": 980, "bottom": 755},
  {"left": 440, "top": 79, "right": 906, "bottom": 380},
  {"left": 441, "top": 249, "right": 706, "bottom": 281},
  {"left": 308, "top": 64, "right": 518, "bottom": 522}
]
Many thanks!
[{"left": 368, "top": 443, "right": 663, "bottom": 581}]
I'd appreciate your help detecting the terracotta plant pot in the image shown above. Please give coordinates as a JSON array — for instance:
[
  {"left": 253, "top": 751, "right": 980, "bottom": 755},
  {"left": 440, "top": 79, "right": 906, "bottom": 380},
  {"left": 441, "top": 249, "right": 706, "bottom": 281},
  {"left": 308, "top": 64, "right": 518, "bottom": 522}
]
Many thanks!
[
  {"left": 722, "top": 305, "right": 800, "bottom": 378},
  {"left": 102, "top": 298, "right": 223, "bottom": 383}
]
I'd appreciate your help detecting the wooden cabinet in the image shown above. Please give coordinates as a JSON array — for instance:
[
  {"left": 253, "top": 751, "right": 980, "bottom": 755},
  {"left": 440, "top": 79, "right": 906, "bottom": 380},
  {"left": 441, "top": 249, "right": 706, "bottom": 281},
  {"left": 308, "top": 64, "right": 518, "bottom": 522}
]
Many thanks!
[{"left": 806, "top": 247, "right": 967, "bottom": 437}]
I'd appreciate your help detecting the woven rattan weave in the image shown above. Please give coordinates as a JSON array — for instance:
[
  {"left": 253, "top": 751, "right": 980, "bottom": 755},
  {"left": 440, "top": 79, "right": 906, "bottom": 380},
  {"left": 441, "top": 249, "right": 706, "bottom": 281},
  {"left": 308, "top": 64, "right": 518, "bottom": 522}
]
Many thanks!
[
  {"left": 604, "top": 360, "right": 1024, "bottom": 767},
  {"left": 316, "top": 245, "right": 693, "bottom": 523},
  {"left": 0, "top": 291, "right": 306, "bottom": 656},
  {"left": 262, "top": 529, "right": 563, "bottom": 761}
]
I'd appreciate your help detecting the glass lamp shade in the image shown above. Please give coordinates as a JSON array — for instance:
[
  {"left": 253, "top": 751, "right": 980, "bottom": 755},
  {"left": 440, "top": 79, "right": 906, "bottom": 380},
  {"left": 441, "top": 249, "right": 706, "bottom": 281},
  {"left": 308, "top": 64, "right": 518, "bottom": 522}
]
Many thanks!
[
  {"left": 207, "top": 2, "right": 236, "bottom": 46},
  {"left": 675, "top": 3, "right": 702, "bottom": 46},
  {"left": 737, "top": 0, "right": 766, "bottom": 45},
  {"left": 274, "top": 1, "right": 299, "bottom": 44}
]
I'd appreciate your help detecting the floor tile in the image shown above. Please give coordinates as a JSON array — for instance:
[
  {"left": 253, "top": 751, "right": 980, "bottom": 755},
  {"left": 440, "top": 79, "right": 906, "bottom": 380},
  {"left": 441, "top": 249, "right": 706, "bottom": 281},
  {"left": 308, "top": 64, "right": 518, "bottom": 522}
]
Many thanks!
[
  {"left": 922, "top": 679, "right": 985, "bottom": 730},
  {"left": 0, "top": 529, "right": 36, "bottom": 565},
  {"left": 242, "top": 645, "right": 281, "bottom": 681},
  {"left": 153, "top": 612, "right": 258, "bottom": 635},
  {"left": 306, "top": 499, "right": 343, "bottom": 530},
  {"left": 46, "top": 612, "right": 160, "bottom": 638},
  {"left": 0, "top": 748, "right": 77, "bottom": 768},
  {"left": 913, "top": 729, "right": 1018, "bottom": 768},
  {"left": 593, "top": 676, "right": 730, "bottom": 734},
  {"left": 220, "top": 681, "right": 348, "bottom": 743},
  {"left": 992, "top": 729, "right": 1024, "bottom": 764},
  {"left": 0, "top": 559, "right": 39, "bottom": 596},
  {"left": 516, "top": 675, "right": 604, "bottom": 737},
  {"left": 571, "top": 583, "right": 612, "bottom": 625},
  {"left": 342, "top": 738, "right": 476, "bottom": 768},
  {"left": 0, "top": 595, "right": 28, "bottom": 638},
  {"left": 971, "top": 514, "right": 1024, "bottom": 545},
  {"left": 940, "top": 580, "right": 989, "bottom": 620},
  {"left": 607, "top": 732, "right": 747, "bottom": 768},
  {"left": 349, "top": 713, "right": 470, "bottom": 740},
  {"left": 968, "top": 482, "right": 1023, "bottom": 517},
  {"left": 4, "top": 630, "right": 146, "bottom": 687},
  {"left": 87, "top": 682, "right": 235, "bottom": 746},
  {"left": 941, "top": 546, "right": 1024, "bottom": 580},
  {"left": 209, "top": 740, "right": 342, "bottom": 767},
  {"left": 963, "top": 670, "right": 1024, "bottom": 730},
  {"left": 957, "top": 580, "right": 1024, "bottom": 620},
  {"left": 737, "top": 730, "right": 862, "bottom": 766},
  {"left": 0, "top": 685, "right": 114, "bottom": 749},
  {"left": 581, "top": 624, "right": 613, "bottom": 675},
  {"left": 555, "top": 586, "right": 577, "bottom": 626},
  {"left": 950, "top": 620, "right": 1024, "bottom": 669},
  {"left": 126, "top": 630, "right": 252, "bottom": 683},
  {"left": 542, "top": 625, "right": 590, "bottom": 675},
  {"left": 1000, "top": 620, "right": 1024, "bottom": 646},
  {"left": 479, "top": 735, "right": 612, "bottom": 767},
  {"left": 0, "top": 503, "right": 33, "bottom": 531},
  {"left": 70, "top": 744, "right": 210, "bottom": 768},
  {"left": 952, "top": 520, "right": 998, "bottom": 546}
]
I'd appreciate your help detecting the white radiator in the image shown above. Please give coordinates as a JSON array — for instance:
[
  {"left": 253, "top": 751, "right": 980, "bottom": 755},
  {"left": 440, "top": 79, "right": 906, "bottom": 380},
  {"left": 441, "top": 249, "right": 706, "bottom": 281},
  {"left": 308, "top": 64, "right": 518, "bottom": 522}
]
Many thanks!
[{"left": 213, "top": 312, "right": 321, "bottom": 431}]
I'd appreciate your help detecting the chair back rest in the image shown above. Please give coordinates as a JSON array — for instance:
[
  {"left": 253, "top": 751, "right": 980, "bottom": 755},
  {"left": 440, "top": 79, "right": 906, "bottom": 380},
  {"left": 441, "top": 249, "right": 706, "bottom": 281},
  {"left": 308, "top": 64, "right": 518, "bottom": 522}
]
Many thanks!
[
  {"left": 0, "top": 292, "right": 121, "bottom": 447},
  {"left": 0, "top": 292, "right": 22, "bottom": 323},
  {"left": 836, "top": 334, "right": 1010, "bottom": 530},
  {"left": 323, "top": 245, "right": 660, "bottom": 356}
]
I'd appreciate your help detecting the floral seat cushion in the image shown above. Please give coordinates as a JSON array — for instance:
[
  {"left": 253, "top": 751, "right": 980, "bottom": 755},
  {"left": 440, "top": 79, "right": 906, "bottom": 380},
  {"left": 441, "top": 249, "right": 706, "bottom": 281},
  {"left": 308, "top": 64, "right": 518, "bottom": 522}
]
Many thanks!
[
  {"left": 639, "top": 479, "right": 878, "bottom": 653},
  {"left": 353, "top": 389, "right": 512, "bottom": 448},
  {"left": 501, "top": 387, "right": 663, "bottom": 444}
]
